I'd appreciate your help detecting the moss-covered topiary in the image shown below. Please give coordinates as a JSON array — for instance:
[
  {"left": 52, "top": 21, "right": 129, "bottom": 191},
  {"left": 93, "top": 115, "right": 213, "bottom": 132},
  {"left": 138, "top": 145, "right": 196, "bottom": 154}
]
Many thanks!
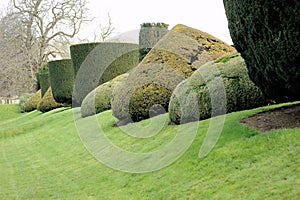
[
  {"left": 72, "top": 42, "right": 139, "bottom": 106},
  {"left": 169, "top": 52, "right": 267, "bottom": 124},
  {"left": 81, "top": 73, "right": 129, "bottom": 118},
  {"left": 223, "top": 0, "right": 300, "bottom": 101},
  {"left": 111, "top": 24, "right": 235, "bottom": 122},
  {"left": 37, "top": 87, "right": 63, "bottom": 113},
  {"left": 19, "top": 93, "right": 34, "bottom": 113},
  {"left": 48, "top": 59, "right": 74, "bottom": 105},
  {"left": 23, "top": 90, "right": 42, "bottom": 112}
]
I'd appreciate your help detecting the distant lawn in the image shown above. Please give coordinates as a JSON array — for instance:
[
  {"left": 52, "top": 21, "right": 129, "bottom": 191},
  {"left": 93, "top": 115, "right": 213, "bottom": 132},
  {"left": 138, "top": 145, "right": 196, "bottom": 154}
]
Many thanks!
[{"left": 0, "top": 103, "right": 299, "bottom": 199}]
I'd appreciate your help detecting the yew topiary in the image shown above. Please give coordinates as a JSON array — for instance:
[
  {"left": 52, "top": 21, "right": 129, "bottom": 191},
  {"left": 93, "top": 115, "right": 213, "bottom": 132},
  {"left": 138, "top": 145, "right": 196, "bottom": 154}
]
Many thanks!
[
  {"left": 169, "top": 52, "right": 267, "bottom": 124},
  {"left": 223, "top": 0, "right": 300, "bottom": 101},
  {"left": 81, "top": 73, "right": 129, "bottom": 118},
  {"left": 72, "top": 42, "right": 139, "bottom": 106},
  {"left": 111, "top": 24, "right": 235, "bottom": 122},
  {"left": 37, "top": 87, "right": 63, "bottom": 113},
  {"left": 23, "top": 90, "right": 42, "bottom": 112}
]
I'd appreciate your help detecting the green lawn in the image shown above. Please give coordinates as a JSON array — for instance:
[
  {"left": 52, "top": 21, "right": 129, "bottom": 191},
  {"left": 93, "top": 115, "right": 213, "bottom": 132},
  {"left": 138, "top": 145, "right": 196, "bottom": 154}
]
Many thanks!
[{"left": 0, "top": 103, "right": 299, "bottom": 199}]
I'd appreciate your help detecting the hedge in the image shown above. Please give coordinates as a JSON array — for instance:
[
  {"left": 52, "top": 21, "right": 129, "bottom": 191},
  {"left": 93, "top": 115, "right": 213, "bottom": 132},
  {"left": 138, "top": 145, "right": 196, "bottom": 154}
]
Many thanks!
[
  {"left": 111, "top": 24, "right": 234, "bottom": 122},
  {"left": 81, "top": 73, "right": 129, "bottom": 118},
  {"left": 37, "top": 87, "right": 63, "bottom": 113},
  {"left": 72, "top": 42, "right": 139, "bottom": 106},
  {"left": 38, "top": 72, "right": 50, "bottom": 97},
  {"left": 36, "top": 63, "right": 49, "bottom": 95},
  {"left": 168, "top": 52, "right": 267, "bottom": 124},
  {"left": 48, "top": 59, "right": 74, "bottom": 105},
  {"left": 23, "top": 90, "right": 42, "bottom": 112},
  {"left": 223, "top": 0, "right": 300, "bottom": 101}
]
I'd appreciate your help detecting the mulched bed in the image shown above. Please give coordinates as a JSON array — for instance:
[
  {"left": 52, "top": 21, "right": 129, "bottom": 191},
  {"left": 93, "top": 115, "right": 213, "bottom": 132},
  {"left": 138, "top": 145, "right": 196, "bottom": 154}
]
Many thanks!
[{"left": 240, "top": 104, "right": 300, "bottom": 132}]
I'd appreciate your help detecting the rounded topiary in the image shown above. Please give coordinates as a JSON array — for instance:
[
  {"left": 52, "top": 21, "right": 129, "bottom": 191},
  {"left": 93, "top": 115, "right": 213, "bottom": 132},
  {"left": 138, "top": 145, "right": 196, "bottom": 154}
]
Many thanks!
[
  {"left": 169, "top": 52, "right": 267, "bottom": 124},
  {"left": 111, "top": 24, "right": 235, "bottom": 122},
  {"left": 19, "top": 93, "right": 34, "bottom": 113},
  {"left": 81, "top": 73, "right": 129, "bottom": 118},
  {"left": 37, "top": 87, "right": 63, "bottom": 113},
  {"left": 48, "top": 59, "right": 74, "bottom": 105},
  {"left": 223, "top": 0, "right": 300, "bottom": 101},
  {"left": 72, "top": 42, "right": 139, "bottom": 106},
  {"left": 23, "top": 90, "right": 42, "bottom": 112},
  {"left": 38, "top": 72, "right": 50, "bottom": 97}
]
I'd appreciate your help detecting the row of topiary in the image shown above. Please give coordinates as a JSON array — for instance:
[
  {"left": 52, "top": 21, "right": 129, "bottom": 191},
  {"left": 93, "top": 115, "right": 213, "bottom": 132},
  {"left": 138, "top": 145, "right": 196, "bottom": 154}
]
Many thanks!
[
  {"left": 20, "top": 42, "right": 139, "bottom": 113},
  {"left": 81, "top": 24, "right": 267, "bottom": 126}
]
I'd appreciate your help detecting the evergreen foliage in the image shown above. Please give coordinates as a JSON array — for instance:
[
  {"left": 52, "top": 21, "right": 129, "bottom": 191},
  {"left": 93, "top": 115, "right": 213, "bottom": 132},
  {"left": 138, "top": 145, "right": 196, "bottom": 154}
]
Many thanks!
[{"left": 223, "top": 0, "right": 300, "bottom": 101}]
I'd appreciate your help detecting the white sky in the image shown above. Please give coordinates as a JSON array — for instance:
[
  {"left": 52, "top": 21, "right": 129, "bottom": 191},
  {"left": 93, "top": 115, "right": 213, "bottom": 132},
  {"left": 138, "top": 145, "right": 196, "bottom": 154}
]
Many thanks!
[{"left": 0, "top": 0, "right": 233, "bottom": 44}]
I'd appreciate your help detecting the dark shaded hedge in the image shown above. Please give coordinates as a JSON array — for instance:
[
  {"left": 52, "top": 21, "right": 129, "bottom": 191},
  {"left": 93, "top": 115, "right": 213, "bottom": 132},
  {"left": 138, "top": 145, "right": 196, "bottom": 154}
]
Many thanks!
[
  {"left": 48, "top": 59, "right": 74, "bottom": 105},
  {"left": 169, "top": 52, "right": 267, "bottom": 124},
  {"left": 37, "top": 87, "right": 63, "bottom": 113},
  {"left": 81, "top": 73, "right": 129, "bottom": 118},
  {"left": 38, "top": 73, "right": 50, "bottom": 98},
  {"left": 23, "top": 90, "right": 42, "bottom": 112},
  {"left": 70, "top": 42, "right": 100, "bottom": 77},
  {"left": 72, "top": 42, "right": 139, "bottom": 106},
  {"left": 36, "top": 64, "right": 49, "bottom": 96},
  {"left": 139, "top": 22, "right": 169, "bottom": 61},
  {"left": 111, "top": 24, "right": 234, "bottom": 122},
  {"left": 223, "top": 0, "right": 300, "bottom": 101}
]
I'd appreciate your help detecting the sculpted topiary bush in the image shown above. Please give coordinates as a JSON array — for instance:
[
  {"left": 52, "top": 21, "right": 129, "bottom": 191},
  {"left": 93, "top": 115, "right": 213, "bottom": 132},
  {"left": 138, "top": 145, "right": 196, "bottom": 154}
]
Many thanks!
[
  {"left": 37, "top": 87, "right": 63, "bottom": 113},
  {"left": 38, "top": 72, "right": 50, "bottom": 97},
  {"left": 223, "top": 0, "right": 300, "bottom": 101},
  {"left": 111, "top": 24, "right": 234, "bottom": 122},
  {"left": 169, "top": 52, "right": 267, "bottom": 124},
  {"left": 48, "top": 59, "right": 74, "bottom": 105},
  {"left": 19, "top": 93, "right": 34, "bottom": 113},
  {"left": 81, "top": 73, "right": 129, "bottom": 118},
  {"left": 71, "top": 42, "right": 139, "bottom": 106},
  {"left": 23, "top": 90, "right": 42, "bottom": 112}
]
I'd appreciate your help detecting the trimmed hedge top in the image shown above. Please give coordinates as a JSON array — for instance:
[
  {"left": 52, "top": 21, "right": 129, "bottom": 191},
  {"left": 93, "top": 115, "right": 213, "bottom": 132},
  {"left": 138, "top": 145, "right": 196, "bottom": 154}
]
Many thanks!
[
  {"left": 111, "top": 24, "right": 235, "bottom": 122},
  {"left": 37, "top": 87, "right": 63, "bottom": 113},
  {"left": 48, "top": 59, "right": 74, "bottom": 105},
  {"left": 72, "top": 42, "right": 139, "bottom": 106},
  {"left": 23, "top": 90, "right": 42, "bottom": 112}
]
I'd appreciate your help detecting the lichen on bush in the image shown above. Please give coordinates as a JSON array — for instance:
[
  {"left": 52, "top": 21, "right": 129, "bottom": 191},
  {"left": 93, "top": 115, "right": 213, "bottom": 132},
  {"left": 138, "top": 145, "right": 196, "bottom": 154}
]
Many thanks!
[
  {"left": 23, "top": 90, "right": 42, "bottom": 112},
  {"left": 19, "top": 93, "right": 34, "bottom": 113},
  {"left": 81, "top": 73, "right": 129, "bottom": 118},
  {"left": 169, "top": 52, "right": 267, "bottom": 124},
  {"left": 37, "top": 87, "right": 63, "bottom": 113},
  {"left": 111, "top": 24, "right": 234, "bottom": 122}
]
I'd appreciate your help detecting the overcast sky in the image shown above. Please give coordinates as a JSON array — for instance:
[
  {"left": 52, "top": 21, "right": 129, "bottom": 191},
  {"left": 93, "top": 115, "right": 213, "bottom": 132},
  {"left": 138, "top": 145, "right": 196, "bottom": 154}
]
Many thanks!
[{"left": 0, "top": 0, "right": 233, "bottom": 44}]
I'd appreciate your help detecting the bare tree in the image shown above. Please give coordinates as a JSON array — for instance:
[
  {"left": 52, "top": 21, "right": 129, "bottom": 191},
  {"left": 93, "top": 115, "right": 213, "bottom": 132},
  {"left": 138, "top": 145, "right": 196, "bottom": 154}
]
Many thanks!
[
  {"left": 93, "top": 13, "right": 115, "bottom": 42},
  {"left": 0, "top": 0, "right": 90, "bottom": 96}
]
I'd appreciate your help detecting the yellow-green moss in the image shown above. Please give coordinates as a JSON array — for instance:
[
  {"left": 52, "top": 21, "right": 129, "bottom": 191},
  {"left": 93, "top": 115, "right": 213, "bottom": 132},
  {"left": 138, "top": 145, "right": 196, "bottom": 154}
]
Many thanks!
[
  {"left": 37, "top": 87, "right": 63, "bottom": 113},
  {"left": 23, "top": 90, "right": 42, "bottom": 112}
]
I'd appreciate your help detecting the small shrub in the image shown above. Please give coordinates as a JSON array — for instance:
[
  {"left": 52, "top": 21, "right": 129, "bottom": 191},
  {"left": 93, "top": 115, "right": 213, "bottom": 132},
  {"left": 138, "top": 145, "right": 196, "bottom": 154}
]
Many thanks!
[
  {"left": 19, "top": 93, "right": 34, "bottom": 113},
  {"left": 23, "top": 90, "right": 42, "bottom": 112},
  {"left": 81, "top": 73, "right": 129, "bottom": 118},
  {"left": 37, "top": 87, "right": 63, "bottom": 113},
  {"left": 169, "top": 52, "right": 267, "bottom": 124}
]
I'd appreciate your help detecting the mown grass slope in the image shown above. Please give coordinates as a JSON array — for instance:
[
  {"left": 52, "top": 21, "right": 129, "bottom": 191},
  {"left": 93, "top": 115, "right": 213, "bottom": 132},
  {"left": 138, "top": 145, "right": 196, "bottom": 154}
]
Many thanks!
[{"left": 0, "top": 103, "right": 299, "bottom": 199}]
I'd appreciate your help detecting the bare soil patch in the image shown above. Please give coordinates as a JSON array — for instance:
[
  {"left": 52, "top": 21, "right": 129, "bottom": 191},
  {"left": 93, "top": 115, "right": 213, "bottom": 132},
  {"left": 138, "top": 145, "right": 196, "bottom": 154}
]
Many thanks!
[{"left": 240, "top": 104, "right": 300, "bottom": 132}]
